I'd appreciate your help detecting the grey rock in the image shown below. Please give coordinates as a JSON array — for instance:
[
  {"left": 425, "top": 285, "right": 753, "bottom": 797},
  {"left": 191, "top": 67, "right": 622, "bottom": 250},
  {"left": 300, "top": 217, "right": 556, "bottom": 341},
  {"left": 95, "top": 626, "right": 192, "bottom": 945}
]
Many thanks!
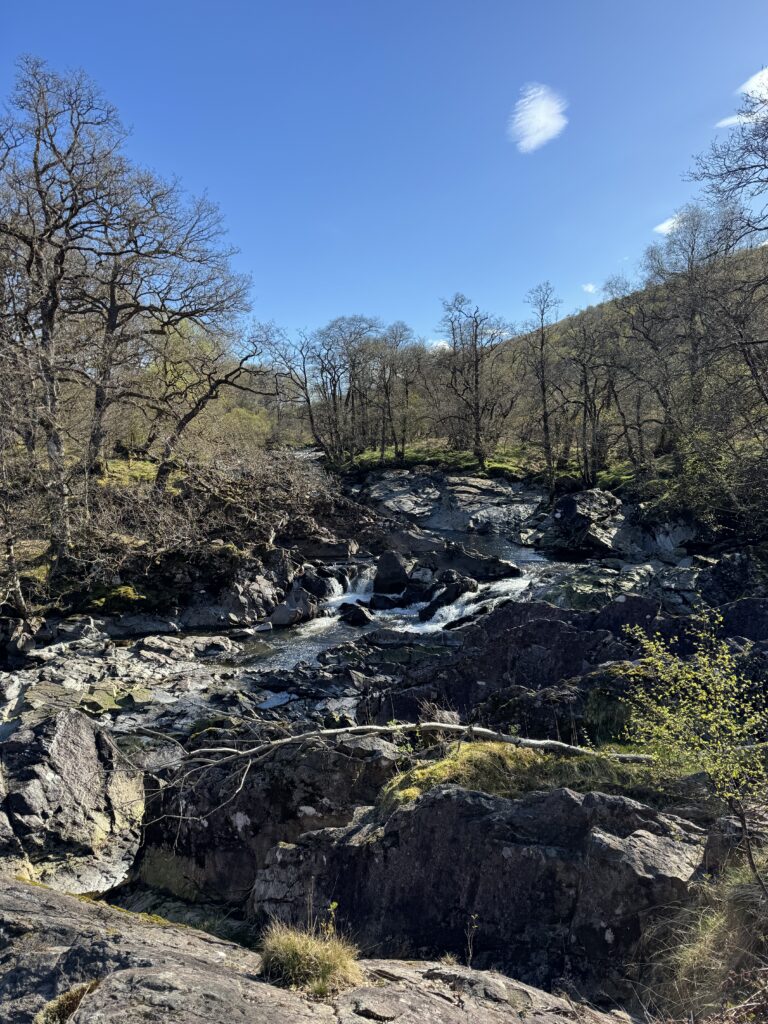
[
  {"left": 419, "top": 571, "right": 479, "bottom": 621},
  {"left": 0, "top": 878, "right": 321, "bottom": 1024},
  {"left": 335, "top": 961, "right": 631, "bottom": 1024},
  {"left": 269, "top": 585, "right": 319, "bottom": 628},
  {"left": 0, "top": 709, "right": 144, "bottom": 893},
  {"left": 374, "top": 551, "right": 410, "bottom": 594},
  {"left": 524, "top": 488, "right": 696, "bottom": 562},
  {"left": 139, "top": 734, "right": 401, "bottom": 903},
  {"left": 250, "top": 785, "right": 704, "bottom": 995},
  {"left": 297, "top": 536, "right": 360, "bottom": 560},
  {"left": 340, "top": 603, "right": 375, "bottom": 626}
]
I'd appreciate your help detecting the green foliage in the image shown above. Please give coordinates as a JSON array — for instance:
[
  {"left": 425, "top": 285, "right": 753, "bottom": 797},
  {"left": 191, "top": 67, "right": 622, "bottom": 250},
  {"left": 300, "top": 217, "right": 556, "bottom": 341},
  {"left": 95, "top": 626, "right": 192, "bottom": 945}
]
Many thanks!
[
  {"left": 380, "top": 741, "right": 656, "bottom": 809},
  {"left": 354, "top": 440, "right": 531, "bottom": 476},
  {"left": 623, "top": 613, "right": 768, "bottom": 806},
  {"left": 87, "top": 584, "right": 146, "bottom": 613},
  {"left": 101, "top": 459, "right": 157, "bottom": 485},
  {"left": 583, "top": 684, "right": 632, "bottom": 743},
  {"left": 100, "top": 458, "right": 184, "bottom": 494},
  {"left": 260, "top": 917, "right": 363, "bottom": 997}
]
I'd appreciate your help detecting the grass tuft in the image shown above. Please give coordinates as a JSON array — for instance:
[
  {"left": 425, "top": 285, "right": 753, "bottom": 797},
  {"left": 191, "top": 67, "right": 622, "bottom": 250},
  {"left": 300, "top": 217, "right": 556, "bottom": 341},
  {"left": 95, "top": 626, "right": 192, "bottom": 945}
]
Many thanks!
[
  {"left": 260, "top": 919, "right": 363, "bottom": 997},
  {"left": 33, "top": 982, "right": 99, "bottom": 1023}
]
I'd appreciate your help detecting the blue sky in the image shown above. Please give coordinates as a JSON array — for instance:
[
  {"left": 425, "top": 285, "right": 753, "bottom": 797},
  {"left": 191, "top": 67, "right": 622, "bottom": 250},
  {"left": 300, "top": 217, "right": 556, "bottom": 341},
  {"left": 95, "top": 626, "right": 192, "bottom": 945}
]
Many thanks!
[{"left": 2, "top": 1, "right": 768, "bottom": 338}]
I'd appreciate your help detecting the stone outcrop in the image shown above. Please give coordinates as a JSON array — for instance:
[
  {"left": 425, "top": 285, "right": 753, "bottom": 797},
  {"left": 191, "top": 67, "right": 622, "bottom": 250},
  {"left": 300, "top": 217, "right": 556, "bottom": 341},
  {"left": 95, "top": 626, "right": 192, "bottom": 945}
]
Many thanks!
[
  {"left": 373, "top": 550, "right": 411, "bottom": 594},
  {"left": 138, "top": 734, "right": 401, "bottom": 903},
  {"left": 357, "top": 469, "right": 542, "bottom": 535},
  {"left": 419, "top": 570, "right": 479, "bottom": 621},
  {"left": 250, "top": 785, "right": 704, "bottom": 996},
  {"left": 0, "top": 709, "right": 144, "bottom": 893},
  {"left": 521, "top": 488, "right": 696, "bottom": 562},
  {"left": 268, "top": 584, "right": 319, "bottom": 628}
]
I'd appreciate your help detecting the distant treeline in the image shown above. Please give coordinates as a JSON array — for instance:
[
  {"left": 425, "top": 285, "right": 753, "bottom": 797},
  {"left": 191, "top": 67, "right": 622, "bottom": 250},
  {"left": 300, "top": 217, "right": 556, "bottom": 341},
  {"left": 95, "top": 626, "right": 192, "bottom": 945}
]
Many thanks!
[{"left": 3, "top": 56, "right": 768, "bottom": 611}]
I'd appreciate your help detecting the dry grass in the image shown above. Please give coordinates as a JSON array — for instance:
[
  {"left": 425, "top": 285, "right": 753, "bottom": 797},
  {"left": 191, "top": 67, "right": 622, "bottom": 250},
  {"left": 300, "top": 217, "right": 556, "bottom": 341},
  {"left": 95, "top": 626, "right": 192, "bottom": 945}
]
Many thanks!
[
  {"left": 33, "top": 982, "right": 99, "bottom": 1023},
  {"left": 640, "top": 855, "right": 768, "bottom": 1021},
  {"left": 260, "top": 919, "right": 363, "bottom": 997}
]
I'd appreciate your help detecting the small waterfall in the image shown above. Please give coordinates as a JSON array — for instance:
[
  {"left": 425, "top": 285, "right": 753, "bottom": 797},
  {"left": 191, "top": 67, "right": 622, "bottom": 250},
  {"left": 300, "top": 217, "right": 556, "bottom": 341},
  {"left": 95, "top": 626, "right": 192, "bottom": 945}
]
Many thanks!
[
  {"left": 402, "top": 575, "right": 531, "bottom": 634},
  {"left": 321, "top": 563, "right": 375, "bottom": 613},
  {"left": 346, "top": 565, "right": 375, "bottom": 598},
  {"left": 325, "top": 577, "right": 345, "bottom": 599}
]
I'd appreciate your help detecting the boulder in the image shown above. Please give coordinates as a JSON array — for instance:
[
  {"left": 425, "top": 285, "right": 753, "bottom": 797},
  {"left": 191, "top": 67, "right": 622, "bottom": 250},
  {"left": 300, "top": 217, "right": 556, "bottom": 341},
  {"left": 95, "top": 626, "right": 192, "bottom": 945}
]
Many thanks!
[
  {"left": 333, "top": 960, "right": 631, "bottom": 1024},
  {"left": 0, "top": 879, "right": 625, "bottom": 1024},
  {"left": 0, "top": 709, "right": 144, "bottom": 893},
  {"left": 269, "top": 585, "right": 318, "bottom": 628},
  {"left": 339, "top": 603, "right": 375, "bottom": 626},
  {"left": 298, "top": 565, "right": 346, "bottom": 600},
  {"left": 369, "top": 593, "right": 406, "bottom": 610},
  {"left": 362, "top": 469, "right": 443, "bottom": 519},
  {"left": 439, "top": 542, "right": 521, "bottom": 582},
  {"left": 530, "top": 489, "right": 627, "bottom": 556},
  {"left": 0, "top": 878, "right": 318, "bottom": 1024},
  {"left": 419, "top": 571, "right": 479, "bottom": 621},
  {"left": 297, "top": 536, "right": 359, "bottom": 560},
  {"left": 374, "top": 551, "right": 410, "bottom": 594},
  {"left": 250, "top": 785, "right": 704, "bottom": 995},
  {"left": 522, "top": 488, "right": 697, "bottom": 562}
]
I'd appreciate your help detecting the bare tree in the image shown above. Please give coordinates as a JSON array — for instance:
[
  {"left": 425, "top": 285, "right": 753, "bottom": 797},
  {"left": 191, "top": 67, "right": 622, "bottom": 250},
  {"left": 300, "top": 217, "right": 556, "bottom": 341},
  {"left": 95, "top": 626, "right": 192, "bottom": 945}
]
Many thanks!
[
  {"left": 523, "top": 282, "right": 561, "bottom": 497},
  {"left": 0, "top": 56, "right": 128, "bottom": 561},
  {"left": 435, "top": 294, "right": 516, "bottom": 470}
]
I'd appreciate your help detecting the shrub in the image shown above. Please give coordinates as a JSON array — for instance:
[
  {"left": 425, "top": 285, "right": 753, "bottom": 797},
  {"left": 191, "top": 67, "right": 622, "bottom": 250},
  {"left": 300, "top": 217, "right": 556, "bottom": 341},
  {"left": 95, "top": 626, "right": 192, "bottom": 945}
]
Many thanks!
[
  {"left": 623, "top": 612, "right": 768, "bottom": 895},
  {"left": 260, "top": 919, "right": 363, "bottom": 997},
  {"left": 640, "top": 854, "right": 768, "bottom": 1021}
]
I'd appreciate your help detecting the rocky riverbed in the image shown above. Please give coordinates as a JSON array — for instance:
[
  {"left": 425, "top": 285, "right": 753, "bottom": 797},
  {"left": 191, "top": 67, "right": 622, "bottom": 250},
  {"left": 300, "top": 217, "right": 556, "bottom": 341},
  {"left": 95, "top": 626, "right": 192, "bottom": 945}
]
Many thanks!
[{"left": 1, "top": 466, "right": 766, "bottom": 1021}]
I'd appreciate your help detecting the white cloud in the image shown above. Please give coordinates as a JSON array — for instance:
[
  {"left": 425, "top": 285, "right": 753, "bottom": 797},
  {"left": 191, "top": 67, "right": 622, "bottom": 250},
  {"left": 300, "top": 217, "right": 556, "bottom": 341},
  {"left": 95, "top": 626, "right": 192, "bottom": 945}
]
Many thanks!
[
  {"left": 507, "top": 83, "right": 568, "bottom": 153},
  {"left": 427, "top": 338, "right": 450, "bottom": 350},
  {"left": 716, "top": 113, "right": 746, "bottom": 128},
  {"left": 582, "top": 283, "right": 597, "bottom": 294},
  {"left": 716, "top": 67, "right": 768, "bottom": 127},
  {"left": 653, "top": 216, "right": 679, "bottom": 235},
  {"left": 739, "top": 68, "right": 768, "bottom": 100}
]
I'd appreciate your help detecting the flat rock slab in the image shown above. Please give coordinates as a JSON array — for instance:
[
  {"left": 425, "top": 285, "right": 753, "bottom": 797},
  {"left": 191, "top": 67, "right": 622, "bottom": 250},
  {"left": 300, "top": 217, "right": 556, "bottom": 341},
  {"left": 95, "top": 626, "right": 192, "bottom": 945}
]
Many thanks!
[{"left": 0, "top": 880, "right": 627, "bottom": 1024}]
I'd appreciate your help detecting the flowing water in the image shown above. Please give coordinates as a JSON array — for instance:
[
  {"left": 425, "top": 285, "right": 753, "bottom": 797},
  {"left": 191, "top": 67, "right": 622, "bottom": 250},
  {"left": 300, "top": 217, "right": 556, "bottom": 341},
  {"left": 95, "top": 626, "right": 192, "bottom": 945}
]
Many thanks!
[{"left": 241, "top": 536, "right": 563, "bottom": 673}]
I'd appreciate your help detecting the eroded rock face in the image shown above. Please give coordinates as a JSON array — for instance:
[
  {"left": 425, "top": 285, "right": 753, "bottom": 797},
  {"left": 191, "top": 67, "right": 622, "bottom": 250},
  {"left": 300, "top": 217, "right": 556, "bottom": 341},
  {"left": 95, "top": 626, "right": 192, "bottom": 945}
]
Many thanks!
[
  {"left": 0, "top": 709, "right": 144, "bottom": 893},
  {"left": 358, "top": 469, "right": 544, "bottom": 537},
  {"left": 269, "top": 584, "right": 319, "bottom": 628},
  {"left": 333, "top": 961, "right": 632, "bottom": 1024},
  {"left": 0, "top": 880, "right": 625, "bottom": 1024},
  {"left": 419, "top": 571, "right": 479, "bottom": 621},
  {"left": 138, "top": 734, "right": 401, "bottom": 903},
  {"left": 250, "top": 785, "right": 704, "bottom": 996}
]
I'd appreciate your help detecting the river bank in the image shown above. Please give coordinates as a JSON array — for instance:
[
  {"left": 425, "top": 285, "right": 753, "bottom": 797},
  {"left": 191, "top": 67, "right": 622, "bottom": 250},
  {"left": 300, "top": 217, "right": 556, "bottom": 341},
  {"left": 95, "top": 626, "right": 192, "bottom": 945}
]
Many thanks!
[{"left": 1, "top": 466, "right": 766, "bottom": 1021}]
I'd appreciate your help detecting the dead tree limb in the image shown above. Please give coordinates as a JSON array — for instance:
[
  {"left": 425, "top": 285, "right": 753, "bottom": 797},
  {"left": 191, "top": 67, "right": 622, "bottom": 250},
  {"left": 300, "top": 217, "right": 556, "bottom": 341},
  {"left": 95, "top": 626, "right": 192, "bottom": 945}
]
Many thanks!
[{"left": 177, "top": 721, "right": 652, "bottom": 773}]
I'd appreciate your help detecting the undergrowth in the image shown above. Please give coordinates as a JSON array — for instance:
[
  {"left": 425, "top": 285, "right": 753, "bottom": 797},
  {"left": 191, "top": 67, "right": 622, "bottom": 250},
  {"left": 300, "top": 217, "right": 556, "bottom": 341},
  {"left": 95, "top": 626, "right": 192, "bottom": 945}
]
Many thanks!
[
  {"left": 33, "top": 982, "right": 99, "bottom": 1023},
  {"left": 379, "top": 741, "right": 662, "bottom": 809},
  {"left": 640, "top": 854, "right": 768, "bottom": 1022}
]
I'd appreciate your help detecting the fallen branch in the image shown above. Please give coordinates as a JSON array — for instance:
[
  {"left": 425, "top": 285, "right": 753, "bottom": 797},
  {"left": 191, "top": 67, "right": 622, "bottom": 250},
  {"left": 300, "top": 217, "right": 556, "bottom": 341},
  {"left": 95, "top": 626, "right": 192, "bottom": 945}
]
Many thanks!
[{"left": 180, "top": 721, "right": 652, "bottom": 771}]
